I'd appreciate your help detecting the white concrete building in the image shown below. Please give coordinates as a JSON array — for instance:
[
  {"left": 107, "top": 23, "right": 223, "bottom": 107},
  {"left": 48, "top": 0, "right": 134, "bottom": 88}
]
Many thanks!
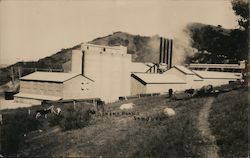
[
  {"left": 14, "top": 72, "right": 94, "bottom": 104},
  {"left": 131, "top": 73, "right": 186, "bottom": 95},
  {"left": 70, "top": 43, "right": 132, "bottom": 103},
  {"left": 130, "top": 65, "right": 243, "bottom": 95},
  {"left": 164, "top": 65, "right": 204, "bottom": 89},
  {"left": 193, "top": 70, "right": 242, "bottom": 87}
]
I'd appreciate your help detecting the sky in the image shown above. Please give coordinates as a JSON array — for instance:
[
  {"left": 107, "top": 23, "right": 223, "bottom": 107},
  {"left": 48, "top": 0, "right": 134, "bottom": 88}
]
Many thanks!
[{"left": 0, "top": 0, "right": 238, "bottom": 65}]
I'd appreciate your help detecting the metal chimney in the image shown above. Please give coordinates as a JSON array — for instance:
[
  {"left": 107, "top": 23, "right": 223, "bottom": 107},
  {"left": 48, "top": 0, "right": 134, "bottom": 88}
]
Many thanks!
[
  {"left": 163, "top": 38, "right": 166, "bottom": 64},
  {"left": 168, "top": 39, "right": 173, "bottom": 69},
  {"left": 82, "top": 50, "right": 85, "bottom": 75},
  {"left": 165, "top": 39, "right": 169, "bottom": 64},
  {"left": 159, "top": 37, "right": 163, "bottom": 63}
]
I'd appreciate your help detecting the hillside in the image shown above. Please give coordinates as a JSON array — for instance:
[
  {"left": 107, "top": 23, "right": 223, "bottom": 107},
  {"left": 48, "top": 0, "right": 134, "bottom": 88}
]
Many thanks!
[
  {"left": 6, "top": 95, "right": 207, "bottom": 157},
  {"left": 90, "top": 32, "right": 160, "bottom": 63},
  {"left": 1, "top": 87, "right": 247, "bottom": 157},
  {"left": 185, "top": 22, "right": 248, "bottom": 64},
  {"left": 209, "top": 88, "right": 248, "bottom": 157}
]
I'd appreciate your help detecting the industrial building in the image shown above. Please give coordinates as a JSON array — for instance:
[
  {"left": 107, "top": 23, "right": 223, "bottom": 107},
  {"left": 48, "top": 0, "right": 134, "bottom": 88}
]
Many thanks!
[
  {"left": 188, "top": 60, "right": 246, "bottom": 73},
  {"left": 15, "top": 43, "right": 131, "bottom": 104},
  {"left": 131, "top": 73, "right": 186, "bottom": 95},
  {"left": 14, "top": 37, "right": 245, "bottom": 104},
  {"left": 14, "top": 72, "right": 94, "bottom": 104},
  {"left": 70, "top": 43, "right": 131, "bottom": 102},
  {"left": 193, "top": 70, "right": 242, "bottom": 87},
  {"left": 163, "top": 65, "right": 204, "bottom": 89}
]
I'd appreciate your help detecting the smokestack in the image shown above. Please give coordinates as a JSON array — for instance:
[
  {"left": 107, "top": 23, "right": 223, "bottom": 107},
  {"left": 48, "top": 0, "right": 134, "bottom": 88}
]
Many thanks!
[
  {"left": 159, "top": 37, "right": 163, "bottom": 63},
  {"left": 168, "top": 39, "right": 173, "bottom": 69},
  {"left": 82, "top": 50, "right": 85, "bottom": 75},
  {"left": 163, "top": 38, "right": 166, "bottom": 63},
  {"left": 165, "top": 39, "right": 169, "bottom": 64}
]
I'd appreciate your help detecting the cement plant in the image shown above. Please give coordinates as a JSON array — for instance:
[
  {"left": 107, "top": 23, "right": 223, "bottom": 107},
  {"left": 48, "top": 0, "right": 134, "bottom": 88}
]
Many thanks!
[{"left": 0, "top": 0, "right": 248, "bottom": 157}]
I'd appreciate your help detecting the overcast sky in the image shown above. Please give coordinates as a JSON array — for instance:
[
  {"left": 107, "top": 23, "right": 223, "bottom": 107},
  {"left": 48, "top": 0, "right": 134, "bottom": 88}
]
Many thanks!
[{"left": 0, "top": 0, "right": 238, "bottom": 65}]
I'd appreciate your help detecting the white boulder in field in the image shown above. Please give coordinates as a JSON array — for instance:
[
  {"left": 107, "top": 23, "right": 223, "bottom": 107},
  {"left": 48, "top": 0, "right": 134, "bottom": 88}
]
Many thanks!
[
  {"left": 163, "top": 108, "right": 176, "bottom": 116},
  {"left": 120, "top": 103, "right": 134, "bottom": 110}
]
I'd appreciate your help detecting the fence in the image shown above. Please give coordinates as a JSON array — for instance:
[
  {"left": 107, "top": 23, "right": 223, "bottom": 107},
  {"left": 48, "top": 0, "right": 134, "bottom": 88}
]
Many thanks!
[{"left": 119, "top": 93, "right": 162, "bottom": 100}]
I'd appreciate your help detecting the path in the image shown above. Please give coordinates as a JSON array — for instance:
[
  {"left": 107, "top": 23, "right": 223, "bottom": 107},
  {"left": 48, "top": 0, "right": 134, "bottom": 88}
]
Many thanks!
[{"left": 197, "top": 97, "right": 219, "bottom": 158}]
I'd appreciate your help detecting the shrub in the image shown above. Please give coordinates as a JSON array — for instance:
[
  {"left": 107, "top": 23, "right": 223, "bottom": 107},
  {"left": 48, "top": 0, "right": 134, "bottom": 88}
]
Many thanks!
[
  {"left": 59, "top": 107, "right": 92, "bottom": 131},
  {"left": 1, "top": 111, "right": 41, "bottom": 156},
  {"left": 48, "top": 114, "right": 64, "bottom": 127}
]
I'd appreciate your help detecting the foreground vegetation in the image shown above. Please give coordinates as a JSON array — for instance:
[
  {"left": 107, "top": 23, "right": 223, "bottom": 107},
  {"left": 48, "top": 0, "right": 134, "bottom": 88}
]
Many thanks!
[
  {"left": 209, "top": 88, "right": 248, "bottom": 157},
  {"left": 0, "top": 102, "right": 93, "bottom": 156},
  {"left": 1, "top": 87, "right": 247, "bottom": 157},
  {"left": 16, "top": 95, "right": 208, "bottom": 157}
]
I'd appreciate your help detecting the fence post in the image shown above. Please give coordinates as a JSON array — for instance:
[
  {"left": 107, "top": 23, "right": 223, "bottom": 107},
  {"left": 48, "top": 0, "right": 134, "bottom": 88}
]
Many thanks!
[
  {"left": 73, "top": 100, "right": 76, "bottom": 110},
  {"left": 93, "top": 99, "right": 97, "bottom": 111}
]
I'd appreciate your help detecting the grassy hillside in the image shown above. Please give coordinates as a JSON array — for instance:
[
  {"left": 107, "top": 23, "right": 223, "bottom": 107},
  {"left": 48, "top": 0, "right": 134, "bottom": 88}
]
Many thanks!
[
  {"left": 90, "top": 32, "right": 160, "bottom": 63},
  {"left": 209, "top": 88, "right": 248, "bottom": 157},
  {"left": 1, "top": 95, "right": 209, "bottom": 157}
]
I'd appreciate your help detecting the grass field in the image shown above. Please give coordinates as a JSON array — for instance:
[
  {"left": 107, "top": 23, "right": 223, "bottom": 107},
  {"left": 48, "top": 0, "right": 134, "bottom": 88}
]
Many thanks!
[
  {"left": 209, "top": 88, "right": 248, "bottom": 157},
  {"left": 16, "top": 95, "right": 208, "bottom": 157},
  {"left": 1, "top": 87, "right": 247, "bottom": 157}
]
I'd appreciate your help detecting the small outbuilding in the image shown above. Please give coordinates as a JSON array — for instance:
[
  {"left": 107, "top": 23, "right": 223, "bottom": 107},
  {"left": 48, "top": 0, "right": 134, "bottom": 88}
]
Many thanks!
[{"left": 14, "top": 71, "right": 94, "bottom": 104}]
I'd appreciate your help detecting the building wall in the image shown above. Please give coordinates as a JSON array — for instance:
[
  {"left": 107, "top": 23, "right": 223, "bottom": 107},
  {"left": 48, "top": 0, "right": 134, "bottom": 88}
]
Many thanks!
[
  {"left": 63, "top": 75, "right": 95, "bottom": 100},
  {"left": 185, "top": 75, "right": 204, "bottom": 89},
  {"left": 130, "top": 76, "right": 146, "bottom": 95},
  {"left": 14, "top": 97, "right": 42, "bottom": 105},
  {"left": 146, "top": 83, "right": 186, "bottom": 93},
  {"left": 70, "top": 44, "right": 131, "bottom": 102},
  {"left": 82, "top": 44, "right": 127, "bottom": 55},
  {"left": 20, "top": 80, "right": 63, "bottom": 97},
  {"left": 83, "top": 50, "right": 131, "bottom": 102},
  {"left": 165, "top": 68, "right": 205, "bottom": 90},
  {"left": 71, "top": 49, "right": 82, "bottom": 74},
  {"left": 201, "top": 78, "right": 238, "bottom": 87}
]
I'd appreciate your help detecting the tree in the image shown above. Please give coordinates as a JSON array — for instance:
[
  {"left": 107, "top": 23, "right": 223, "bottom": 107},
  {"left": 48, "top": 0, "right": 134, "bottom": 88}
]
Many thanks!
[{"left": 231, "top": 0, "right": 249, "bottom": 30}]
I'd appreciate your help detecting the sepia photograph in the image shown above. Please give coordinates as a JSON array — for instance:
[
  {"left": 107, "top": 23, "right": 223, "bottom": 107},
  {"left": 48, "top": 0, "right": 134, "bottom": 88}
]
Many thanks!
[{"left": 0, "top": 0, "right": 248, "bottom": 157}]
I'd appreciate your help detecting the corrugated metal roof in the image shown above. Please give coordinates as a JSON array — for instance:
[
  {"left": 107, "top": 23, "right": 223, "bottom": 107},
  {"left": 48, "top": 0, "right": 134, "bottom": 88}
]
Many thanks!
[
  {"left": 14, "top": 93, "right": 62, "bottom": 101},
  {"left": 132, "top": 73, "right": 186, "bottom": 84},
  {"left": 193, "top": 71, "right": 242, "bottom": 79},
  {"left": 21, "top": 72, "right": 80, "bottom": 82},
  {"left": 174, "top": 65, "right": 195, "bottom": 75}
]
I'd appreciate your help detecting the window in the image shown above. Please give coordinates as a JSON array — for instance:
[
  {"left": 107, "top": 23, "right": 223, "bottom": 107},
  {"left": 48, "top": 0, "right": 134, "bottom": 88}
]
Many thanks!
[
  {"left": 87, "top": 46, "right": 89, "bottom": 49},
  {"left": 103, "top": 48, "right": 106, "bottom": 51}
]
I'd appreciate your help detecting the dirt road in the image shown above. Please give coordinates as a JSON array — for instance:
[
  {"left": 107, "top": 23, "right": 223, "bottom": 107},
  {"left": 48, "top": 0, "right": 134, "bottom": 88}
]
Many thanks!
[{"left": 198, "top": 97, "right": 219, "bottom": 158}]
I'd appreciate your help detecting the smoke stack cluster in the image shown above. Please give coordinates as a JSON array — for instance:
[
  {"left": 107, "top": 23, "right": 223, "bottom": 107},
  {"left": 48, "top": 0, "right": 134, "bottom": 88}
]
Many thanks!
[{"left": 159, "top": 37, "right": 173, "bottom": 69}]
